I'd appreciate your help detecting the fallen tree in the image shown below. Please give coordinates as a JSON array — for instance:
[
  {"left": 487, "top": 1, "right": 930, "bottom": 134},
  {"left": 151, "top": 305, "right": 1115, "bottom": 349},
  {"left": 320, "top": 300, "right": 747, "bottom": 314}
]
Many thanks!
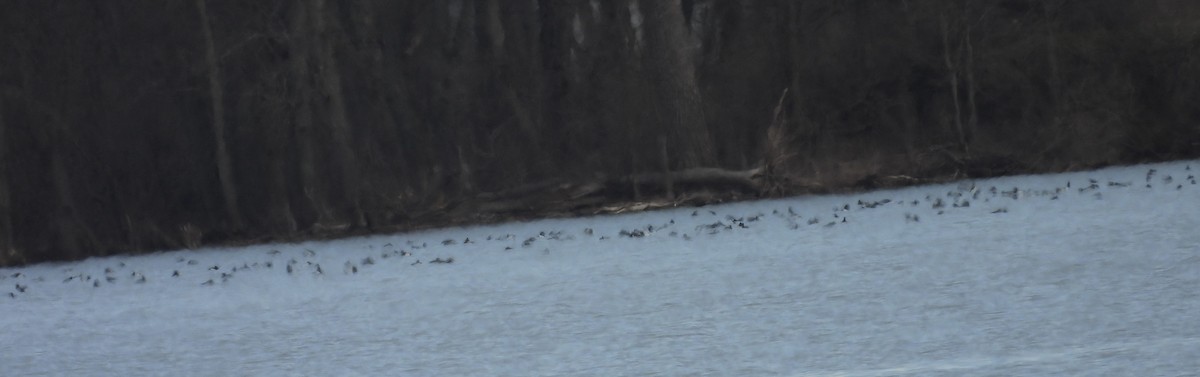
[{"left": 458, "top": 166, "right": 768, "bottom": 220}]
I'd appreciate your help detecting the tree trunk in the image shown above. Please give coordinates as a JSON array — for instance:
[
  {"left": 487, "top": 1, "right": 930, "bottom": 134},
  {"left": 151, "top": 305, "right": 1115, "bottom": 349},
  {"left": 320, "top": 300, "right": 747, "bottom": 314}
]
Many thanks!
[
  {"left": 288, "top": 1, "right": 335, "bottom": 228},
  {"left": 344, "top": 0, "right": 406, "bottom": 228},
  {"left": 1043, "top": 1, "right": 1062, "bottom": 116},
  {"left": 49, "top": 139, "right": 97, "bottom": 259},
  {"left": 640, "top": 0, "right": 715, "bottom": 168},
  {"left": 196, "top": 0, "right": 244, "bottom": 231},
  {"left": 263, "top": 91, "right": 297, "bottom": 235},
  {"left": 537, "top": 0, "right": 577, "bottom": 175},
  {"left": 940, "top": 12, "right": 969, "bottom": 155},
  {"left": 311, "top": 0, "right": 364, "bottom": 228},
  {"left": 787, "top": 1, "right": 809, "bottom": 152},
  {"left": 0, "top": 97, "right": 11, "bottom": 261},
  {"left": 964, "top": 17, "right": 978, "bottom": 146}
]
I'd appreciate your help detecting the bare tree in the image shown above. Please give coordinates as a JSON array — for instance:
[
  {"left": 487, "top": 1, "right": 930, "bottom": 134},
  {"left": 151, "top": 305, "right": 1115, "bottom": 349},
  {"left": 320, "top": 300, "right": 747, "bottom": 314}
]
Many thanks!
[
  {"left": 640, "top": 0, "right": 715, "bottom": 168},
  {"left": 310, "top": 0, "right": 365, "bottom": 228},
  {"left": 0, "top": 93, "right": 11, "bottom": 262},
  {"left": 196, "top": 0, "right": 244, "bottom": 231},
  {"left": 287, "top": 1, "right": 336, "bottom": 230},
  {"left": 940, "top": 11, "right": 969, "bottom": 155}
]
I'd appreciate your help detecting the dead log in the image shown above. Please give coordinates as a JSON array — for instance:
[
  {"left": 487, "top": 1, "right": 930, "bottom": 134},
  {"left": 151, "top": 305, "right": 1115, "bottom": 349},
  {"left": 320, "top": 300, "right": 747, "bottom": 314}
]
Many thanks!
[
  {"left": 475, "top": 179, "right": 570, "bottom": 201},
  {"left": 621, "top": 167, "right": 764, "bottom": 194},
  {"left": 469, "top": 167, "right": 765, "bottom": 218}
]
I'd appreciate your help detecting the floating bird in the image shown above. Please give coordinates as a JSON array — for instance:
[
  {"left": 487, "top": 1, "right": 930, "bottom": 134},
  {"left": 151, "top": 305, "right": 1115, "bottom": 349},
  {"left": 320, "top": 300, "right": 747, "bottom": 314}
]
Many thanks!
[
  {"left": 619, "top": 229, "right": 647, "bottom": 238},
  {"left": 172, "top": 270, "right": 180, "bottom": 277},
  {"left": 411, "top": 260, "right": 421, "bottom": 266},
  {"left": 15, "top": 284, "right": 27, "bottom": 293}
]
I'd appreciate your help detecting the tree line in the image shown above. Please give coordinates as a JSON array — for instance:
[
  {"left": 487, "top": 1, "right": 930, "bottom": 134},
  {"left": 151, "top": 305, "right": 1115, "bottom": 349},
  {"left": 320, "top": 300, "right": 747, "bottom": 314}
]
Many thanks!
[{"left": 1, "top": 0, "right": 1197, "bottom": 265}]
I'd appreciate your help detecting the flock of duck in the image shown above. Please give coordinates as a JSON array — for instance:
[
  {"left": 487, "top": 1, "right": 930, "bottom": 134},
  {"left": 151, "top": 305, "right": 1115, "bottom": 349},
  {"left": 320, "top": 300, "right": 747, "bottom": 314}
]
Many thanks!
[{"left": 4, "top": 164, "right": 1194, "bottom": 299}]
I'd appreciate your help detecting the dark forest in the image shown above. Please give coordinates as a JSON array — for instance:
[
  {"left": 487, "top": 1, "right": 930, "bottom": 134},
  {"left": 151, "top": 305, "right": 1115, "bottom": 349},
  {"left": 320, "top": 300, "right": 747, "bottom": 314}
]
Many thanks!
[{"left": 1, "top": 0, "right": 1198, "bottom": 266}]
